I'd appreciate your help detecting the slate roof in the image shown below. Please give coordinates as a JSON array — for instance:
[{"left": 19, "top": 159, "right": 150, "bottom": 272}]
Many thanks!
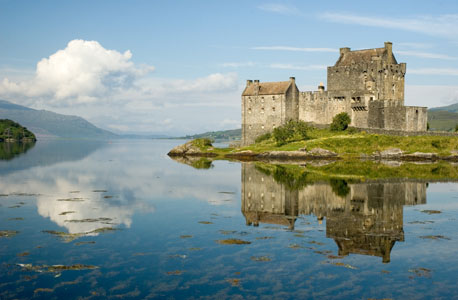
[
  {"left": 242, "top": 81, "right": 291, "bottom": 96},
  {"left": 335, "top": 47, "right": 397, "bottom": 66}
]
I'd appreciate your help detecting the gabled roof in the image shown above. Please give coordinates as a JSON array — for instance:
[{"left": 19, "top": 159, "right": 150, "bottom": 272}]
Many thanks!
[
  {"left": 335, "top": 47, "right": 397, "bottom": 67},
  {"left": 242, "top": 81, "right": 291, "bottom": 96}
]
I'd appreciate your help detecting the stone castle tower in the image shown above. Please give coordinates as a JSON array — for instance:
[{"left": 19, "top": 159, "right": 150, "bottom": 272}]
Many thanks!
[{"left": 241, "top": 42, "right": 428, "bottom": 145}]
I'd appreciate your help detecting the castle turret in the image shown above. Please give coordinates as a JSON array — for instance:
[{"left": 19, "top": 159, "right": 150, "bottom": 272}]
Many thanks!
[
  {"left": 384, "top": 41, "right": 393, "bottom": 64},
  {"left": 340, "top": 47, "right": 350, "bottom": 56},
  {"left": 318, "top": 82, "right": 325, "bottom": 92}
]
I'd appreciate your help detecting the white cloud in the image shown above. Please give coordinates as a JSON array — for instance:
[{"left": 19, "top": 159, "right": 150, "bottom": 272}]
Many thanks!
[
  {"left": 0, "top": 40, "right": 240, "bottom": 135},
  {"left": 252, "top": 46, "right": 337, "bottom": 53},
  {"left": 0, "top": 39, "right": 153, "bottom": 105},
  {"left": 258, "top": 3, "right": 300, "bottom": 15},
  {"left": 320, "top": 13, "right": 458, "bottom": 40},
  {"left": 396, "top": 51, "right": 457, "bottom": 60}
]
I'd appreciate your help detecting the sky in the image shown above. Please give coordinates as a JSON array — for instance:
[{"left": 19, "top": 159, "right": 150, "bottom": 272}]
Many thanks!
[{"left": 1, "top": 0, "right": 458, "bottom": 135}]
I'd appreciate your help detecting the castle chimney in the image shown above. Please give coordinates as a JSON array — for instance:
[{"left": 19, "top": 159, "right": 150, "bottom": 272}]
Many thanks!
[
  {"left": 253, "top": 80, "right": 260, "bottom": 95},
  {"left": 246, "top": 79, "right": 253, "bottom": 86},
  {"left": 289, "top": 77, "right": 295, "bottom": 85},
  {"left": 385, "top": 41, "right": 393, "bottom": 64},
  {"left": 318, "top": 82, "right": 325, "bottom": 92},
  {"left": 340, "top": 47, "right": 350, "bottom": 56}
]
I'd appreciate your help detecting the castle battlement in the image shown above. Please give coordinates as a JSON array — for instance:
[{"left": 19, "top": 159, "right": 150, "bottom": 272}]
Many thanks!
[{"left": 241, "top": 42, "right": 427, "bottom": 145}]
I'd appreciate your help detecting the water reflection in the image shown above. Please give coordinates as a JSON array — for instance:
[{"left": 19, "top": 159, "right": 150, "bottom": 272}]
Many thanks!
[
  {"left": 0, "top": 141, "right": 35, "bottom": 161},
  {"left": 0, "top": 139, "right": 105, "bottom": 175},
  {"left": 241, "top": 162, "right": 427, "bottom": 263}
]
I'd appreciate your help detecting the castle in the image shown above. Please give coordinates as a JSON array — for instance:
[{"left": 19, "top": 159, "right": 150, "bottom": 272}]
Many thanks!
[
  {"left": 241, "top": 163, "right": 426, "bottom": 263},
  {"left": 241, "top": 42, "right": 428, "bottom": 145}
]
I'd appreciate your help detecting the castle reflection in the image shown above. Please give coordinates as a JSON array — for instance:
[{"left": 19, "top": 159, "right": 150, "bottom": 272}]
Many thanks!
[{"left": 241, "top": 163, "right": 426, "bottom": 263}]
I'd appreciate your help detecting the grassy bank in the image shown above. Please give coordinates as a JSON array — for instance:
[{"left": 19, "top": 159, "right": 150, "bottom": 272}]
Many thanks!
[{"left": 241, "top": 127, "right": 457, "bottom": 156}]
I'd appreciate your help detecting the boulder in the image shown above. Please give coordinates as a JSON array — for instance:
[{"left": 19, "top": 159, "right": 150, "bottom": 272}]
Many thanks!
[
  {"left": 168, "top": 141, "right": 215, "bottom": 156},
  {"left": 376, "top": 148, "right": 403, "bottom": 158},
  {"left": 402, "top": 152, "right": 438, "bottom": 160},
  {"left": 307, "top": 148, "right": 337, "bottom": 157}
]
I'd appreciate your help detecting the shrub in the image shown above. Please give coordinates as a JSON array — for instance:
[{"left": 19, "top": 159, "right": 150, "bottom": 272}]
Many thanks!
[
  {"left": 191, "top": 138, "right": 213, "bottom": 149},
  {"left": 255, "top": 132, "right": 271, "bottom": 143},
  {"left": 330, "top": 112, "right": 351, "bottom": 131},
  {"left": 455, "top": 124, "right": 458, "bottom": 132},
  {"left": 272, "top": 120, "right": 309, "bottom": 146}
]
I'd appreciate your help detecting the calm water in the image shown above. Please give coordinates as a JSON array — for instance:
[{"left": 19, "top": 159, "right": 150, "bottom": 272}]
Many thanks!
[{"left": 1, "top": 139, "right": 457, "bottom": 299}]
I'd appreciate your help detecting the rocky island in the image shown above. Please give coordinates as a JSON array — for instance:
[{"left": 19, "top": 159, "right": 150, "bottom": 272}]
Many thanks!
[{"left": 0, "top": 119, "right": 36, "bottom": 142}]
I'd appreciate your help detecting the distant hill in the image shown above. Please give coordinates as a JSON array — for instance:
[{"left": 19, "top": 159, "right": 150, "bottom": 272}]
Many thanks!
[
  {"left": 429, "top": 102, "right": 458, "bottom": 113},
  {"left": 428, "top": 103, "right": 458, "bottom": 131},
  {"left": 178, "top": 128, "right": 241, "bottom": 141},
  {"left": 0, "top": 100, "right": 117, "bottom": 139}
]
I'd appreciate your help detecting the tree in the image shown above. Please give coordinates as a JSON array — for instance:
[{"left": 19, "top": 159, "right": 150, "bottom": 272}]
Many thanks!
[
  {"left": 330, "top": 112, "right": 351, "bottom": 131},
  {"left": 272, "top": 120, "right": 309, "bottom": 146}
]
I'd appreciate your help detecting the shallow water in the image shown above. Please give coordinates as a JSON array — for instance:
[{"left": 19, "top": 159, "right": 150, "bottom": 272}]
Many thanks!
[{"left": 0, "top": 139, "right": 457, "bottom": 299}]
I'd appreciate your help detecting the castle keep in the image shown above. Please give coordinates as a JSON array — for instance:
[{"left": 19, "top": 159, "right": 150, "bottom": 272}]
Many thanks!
[{"left": 241, "top": 42, "right": 428, "bottom": 145}]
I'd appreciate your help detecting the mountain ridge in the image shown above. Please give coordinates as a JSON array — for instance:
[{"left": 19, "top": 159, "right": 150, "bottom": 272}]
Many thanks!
[{"left": 0, "top": 100, "right": 117, "bottom": 139}]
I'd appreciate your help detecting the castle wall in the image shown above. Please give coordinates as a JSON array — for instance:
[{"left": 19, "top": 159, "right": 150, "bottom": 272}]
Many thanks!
[
  {"left": 405, "top": 106, "right": 428, "bottom": 131},
  {"left": 327, "top": 62, "right": 405, "bottom": 103},
  {"left": 242, "top": 94, "right": 286, "bottom": 145},
  {"left": 298, "top": 91, "right": 353, "bottom": 125}
]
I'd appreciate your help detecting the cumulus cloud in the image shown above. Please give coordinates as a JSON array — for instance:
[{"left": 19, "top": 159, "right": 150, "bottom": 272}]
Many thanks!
[
  {"left": 0, "top": 40, "right": 240, "bottom": 135},
  {"left": 0, "top": 39, "right": 154, "bottom": 105}
]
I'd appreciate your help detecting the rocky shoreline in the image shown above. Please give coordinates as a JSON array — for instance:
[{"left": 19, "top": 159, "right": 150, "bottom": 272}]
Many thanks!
[{"left": 168, "top": 141, "right": 458, "bottom": 162}]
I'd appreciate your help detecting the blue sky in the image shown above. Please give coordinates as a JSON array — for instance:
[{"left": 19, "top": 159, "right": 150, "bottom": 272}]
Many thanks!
[{"left": 1, "top": 0, "right": 458, "bottom": 135}]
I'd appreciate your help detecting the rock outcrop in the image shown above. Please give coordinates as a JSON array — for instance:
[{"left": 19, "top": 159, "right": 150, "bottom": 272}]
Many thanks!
[{"left": 167, "top": 141, "right": 216, "bottom": 157}]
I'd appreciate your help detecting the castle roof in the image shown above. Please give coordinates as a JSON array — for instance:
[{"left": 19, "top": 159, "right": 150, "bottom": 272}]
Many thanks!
[
  {"left": 242, "top": 81, "right": 292, "bottom": 96},
  {"left": 335, "top": 47, "right": 397, "bottom": 66}
]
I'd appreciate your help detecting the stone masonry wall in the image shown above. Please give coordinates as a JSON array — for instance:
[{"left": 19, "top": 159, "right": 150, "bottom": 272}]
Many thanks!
[{"left": 242, "top": 94, "right": 286, "bottom": 145}]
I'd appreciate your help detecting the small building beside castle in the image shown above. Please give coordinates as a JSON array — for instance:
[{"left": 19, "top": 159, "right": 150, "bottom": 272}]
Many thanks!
[{"left": 241, "top": 42, "right": 428, "bottom": 145}]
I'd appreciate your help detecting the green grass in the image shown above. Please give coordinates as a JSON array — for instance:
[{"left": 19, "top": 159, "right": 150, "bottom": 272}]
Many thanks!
[
  {"left": 183, "top": 127, "right": 457, "bottom": 159},
  {"left": 237, "top": 128, "right": 458, "bottom": 156},
  {"left": 428, "top": 110, "right": 458, "bottom": 131}
]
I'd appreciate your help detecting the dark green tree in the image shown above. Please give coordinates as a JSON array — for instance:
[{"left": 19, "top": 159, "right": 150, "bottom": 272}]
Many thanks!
[{"left": 330, "top": 112, "right": 351, "bottom": 131}]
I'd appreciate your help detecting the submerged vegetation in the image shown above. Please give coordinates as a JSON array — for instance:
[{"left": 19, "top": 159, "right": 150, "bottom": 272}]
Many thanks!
[{"left": 252, "top": 160, "right": 458, "bottom": 191}]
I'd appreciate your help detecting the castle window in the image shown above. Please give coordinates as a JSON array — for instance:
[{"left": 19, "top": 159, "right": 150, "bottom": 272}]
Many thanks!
[
  {"left": 261, "top": 125, "right": 265, "bottom": 129},
  {"left": 416, "top": 110, "right": 418, "bottom": 114},
  {"left": 248, "top": 108, "right": 252, "bottom": 114},
  {"left": 261, "top": 97, "right": 264, "bottom": 103},
  {"left": 370, "top": 97, "right": 374, "bottom": 100},
  {"left": 248, "top": 125, "right": 252, "bottom": 129},
  {"left": 272, "top": 106, "right": 275, "bottom": 112},
  {"left": 261, "top": 107, "right": 264, "bottom": 114},
  {"left": 272, "top": 96, "right": 275, "bottom": 101}
]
